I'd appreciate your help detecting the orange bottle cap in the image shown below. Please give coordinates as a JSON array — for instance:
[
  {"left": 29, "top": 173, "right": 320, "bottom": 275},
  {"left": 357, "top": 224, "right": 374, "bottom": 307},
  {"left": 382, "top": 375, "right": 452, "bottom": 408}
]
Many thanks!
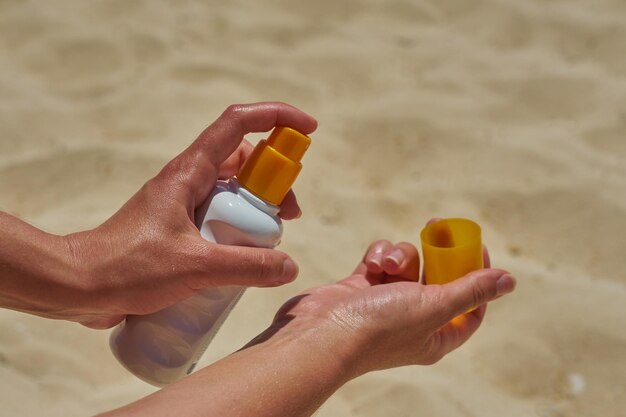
[
  {"left": 420, "top": 218, "right": 483, "bottom": 285},
  {"left": 237, "top": 127, "right": 311, "bottom": 205}
]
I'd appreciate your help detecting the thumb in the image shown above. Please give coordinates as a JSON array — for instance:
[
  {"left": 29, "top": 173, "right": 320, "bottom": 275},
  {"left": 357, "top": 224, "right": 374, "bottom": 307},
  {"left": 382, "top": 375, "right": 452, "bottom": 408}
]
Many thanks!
[
  {"left": 190, "top": 242, "right": 299, "bottom": 288},
  {"left": 434, "top": 269, "right": 516, "bottom": 325}
]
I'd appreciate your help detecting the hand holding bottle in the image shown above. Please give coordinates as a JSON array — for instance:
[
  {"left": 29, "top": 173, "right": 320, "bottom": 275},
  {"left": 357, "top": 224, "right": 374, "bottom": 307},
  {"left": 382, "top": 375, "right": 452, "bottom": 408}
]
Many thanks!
[
  {"left": 111, "top": 121, "right": 313, "bottom": 386},
  {"left": 60, "top": 102, "right": 317, "bottom": 329}
]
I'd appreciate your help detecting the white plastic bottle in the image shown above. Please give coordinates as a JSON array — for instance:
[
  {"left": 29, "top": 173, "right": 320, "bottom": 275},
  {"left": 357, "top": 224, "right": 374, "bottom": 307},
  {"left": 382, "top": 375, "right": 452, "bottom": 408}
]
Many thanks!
[{"left": 109, "top": 127, "right": 311, "bottom": 386}]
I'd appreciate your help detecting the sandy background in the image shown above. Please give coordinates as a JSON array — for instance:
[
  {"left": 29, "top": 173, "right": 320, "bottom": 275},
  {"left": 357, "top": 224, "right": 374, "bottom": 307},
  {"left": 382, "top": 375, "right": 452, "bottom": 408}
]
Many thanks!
[{"left": 1, "top": 0, "right": 625, "bottom": 416}]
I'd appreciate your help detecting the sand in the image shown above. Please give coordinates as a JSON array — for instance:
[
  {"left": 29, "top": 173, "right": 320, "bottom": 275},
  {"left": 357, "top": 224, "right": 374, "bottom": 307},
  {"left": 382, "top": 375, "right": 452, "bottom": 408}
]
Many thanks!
[{"left": 1, "top": 0, "right": 625, "bottom": 416}]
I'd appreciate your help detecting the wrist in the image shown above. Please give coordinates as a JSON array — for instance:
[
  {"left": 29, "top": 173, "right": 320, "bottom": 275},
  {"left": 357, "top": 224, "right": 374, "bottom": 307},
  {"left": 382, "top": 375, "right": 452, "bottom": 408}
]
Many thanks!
[
  {"left": 60, "top": 229, "right": 110, "bottom": 308},
  {"left": 33, "top": 232, "right": 91, "bottom": 314},
  {"left": 0, "top": 212, "right": 86, "bottom": 317},
  {"left": 139, "top": 318, "right": 363, "bottom": 417},
  {"left": 249, "top": 317, "right": 366, "bottom": 383}
]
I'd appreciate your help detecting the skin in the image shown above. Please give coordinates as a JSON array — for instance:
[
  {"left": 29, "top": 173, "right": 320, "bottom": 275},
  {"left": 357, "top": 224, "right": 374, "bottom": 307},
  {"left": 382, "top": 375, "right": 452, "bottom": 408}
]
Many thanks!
[
  {"left": 0, "top": 102, "right": 317, "bottom": 328},
  {"left": 100, "top": 241, "right": 515, "bottom": 417},
  {"left": 0, "top": 101, "right": 517, "bottom": 416}
]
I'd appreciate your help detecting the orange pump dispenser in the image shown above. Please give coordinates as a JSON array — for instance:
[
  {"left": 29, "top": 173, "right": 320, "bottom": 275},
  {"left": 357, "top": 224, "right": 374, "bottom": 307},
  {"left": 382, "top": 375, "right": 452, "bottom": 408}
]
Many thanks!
[{"left": 238, "top": 127, "right": 311, "bottom": 205}]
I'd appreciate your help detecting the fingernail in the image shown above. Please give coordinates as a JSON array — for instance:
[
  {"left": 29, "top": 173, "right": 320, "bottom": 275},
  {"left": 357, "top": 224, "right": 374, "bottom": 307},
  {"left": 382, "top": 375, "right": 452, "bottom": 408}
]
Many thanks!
[
  {"left": 383, "top": 249, "right": 404, "bottom": 268},
  {"left": 369, "top": 251, "right": 383, "bottom": 269},
  {"left": 496, "top": 274, "right": 516, "bottom": 296},
  {"left": 281, "top": 259, "right": 298, "bottom": 283}
]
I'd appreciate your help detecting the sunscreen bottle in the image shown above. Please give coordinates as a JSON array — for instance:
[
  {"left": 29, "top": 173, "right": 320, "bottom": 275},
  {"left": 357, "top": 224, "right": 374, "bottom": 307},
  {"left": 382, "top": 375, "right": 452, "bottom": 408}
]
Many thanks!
[{"left": 109, "top": 127, "right": 311, "bottom": 386}]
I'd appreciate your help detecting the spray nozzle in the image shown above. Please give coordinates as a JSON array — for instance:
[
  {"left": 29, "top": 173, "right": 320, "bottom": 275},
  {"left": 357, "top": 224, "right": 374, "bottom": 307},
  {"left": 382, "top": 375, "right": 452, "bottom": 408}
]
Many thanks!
[{"left": 237, "top": 127, "right": 311, "bottom": 205}]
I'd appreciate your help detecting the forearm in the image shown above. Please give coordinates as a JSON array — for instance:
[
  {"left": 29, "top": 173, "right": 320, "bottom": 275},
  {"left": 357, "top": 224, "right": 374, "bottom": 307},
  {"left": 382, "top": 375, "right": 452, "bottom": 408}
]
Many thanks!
[
  {"left": 0, "top": 211, "right": 80, "bottom": 318},
  {"left": 102, "top": 325, "right": 357, "bottom": 417}
]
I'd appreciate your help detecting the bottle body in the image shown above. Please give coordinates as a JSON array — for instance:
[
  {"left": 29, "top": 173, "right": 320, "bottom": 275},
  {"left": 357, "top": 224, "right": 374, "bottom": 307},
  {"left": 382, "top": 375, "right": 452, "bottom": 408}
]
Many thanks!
[{"left": 109, "top": 179, "right": 282, "bottom": 386}]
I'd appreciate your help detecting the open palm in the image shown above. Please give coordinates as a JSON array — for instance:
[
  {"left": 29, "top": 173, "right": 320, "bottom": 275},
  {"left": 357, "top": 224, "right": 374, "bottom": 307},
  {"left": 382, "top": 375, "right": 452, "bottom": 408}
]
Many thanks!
[{"left": 247, "top": 239, "right": 512, "bottom": 379}]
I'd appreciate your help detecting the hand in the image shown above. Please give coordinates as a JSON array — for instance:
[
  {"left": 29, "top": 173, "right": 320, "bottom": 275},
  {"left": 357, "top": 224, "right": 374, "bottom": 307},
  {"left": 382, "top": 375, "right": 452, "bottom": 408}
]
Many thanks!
[
  {"left": 55, "top": 102, "right": 317, "bottom": 328},
  {"left": 248, "top": 234, "right": 516, "bottom": 378},
  {"left": 100, "top": 233, "right": 516, "bottom": 417}
]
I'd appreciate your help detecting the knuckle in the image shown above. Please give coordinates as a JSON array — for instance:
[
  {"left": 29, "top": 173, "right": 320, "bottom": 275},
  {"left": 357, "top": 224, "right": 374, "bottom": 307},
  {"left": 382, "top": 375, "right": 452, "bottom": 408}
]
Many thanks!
[
  {"left": 368, "top": 239, "right": 392, "bottom": 254},
  {"left": 254, "top": 251, "right": 276, "bottom": 283},
  {"left": 156, "top": 152, "right": 213, "bottom": 192},
  {"left": 420, "top": 335, "right": 444, "bottom": 365},
  {"left": 156, "top": 157, "right": 186, "bottom": 185},
  {"left": 426, "top": 351, "right": 446, "bottom": 365},
  {"left": 142, "top": 175, "right": 166, "bottom": 196},
  {"left": 421, "top": 354, "right": 442, "bottom": 366},
  {"left": 223, "top": 104, "right": 245, "bottom": 119},
  {"left": 425, "top": 286, "right": 445, "bottom": 309},
  {"left": 470, "top": 277, "right": 488, "bottom": 306}
]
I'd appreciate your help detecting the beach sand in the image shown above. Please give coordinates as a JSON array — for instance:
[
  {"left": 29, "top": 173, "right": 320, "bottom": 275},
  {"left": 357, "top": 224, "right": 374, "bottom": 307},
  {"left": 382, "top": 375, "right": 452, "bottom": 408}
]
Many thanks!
[{"left": 1, "top": 1, "right": 625, "bottom": 416}]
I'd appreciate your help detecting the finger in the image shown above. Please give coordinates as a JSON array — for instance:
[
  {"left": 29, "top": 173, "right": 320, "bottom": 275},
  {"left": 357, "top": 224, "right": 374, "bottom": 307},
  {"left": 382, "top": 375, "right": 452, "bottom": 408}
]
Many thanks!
[
  {"left": 218, "top": 139, "right": 302, "bottom": 219},
  {"left": 483, "top": 244, "right": 491, "bottom": 268},
  {"left": 160, "top": 102, "right": 317, "bottom": 202},
  {"left": 362, "top": 240, "right": 394, "bottom": 275},
  {"left": 426, "top": 217, "right": 443, "bottom": 226},
  {"left": 188, "top": 241, "right": 299, "bottom": 288},
  {"left": 432, "top": 269, "right": 515, "bottom": 327},
  {"left": 381, "top": 241, "right": 420, "bottom": 282},
  {"left": 428, "top": 304, "right": 487, "bottom": 360},
  {"left": 421, "top": 218, "right": 444, "bottom": 283},
  {"left": 342, "top": 240, "right": 393, "bottom": 288},
  {"left": 194, "top": 102, "right": 317, "bottom": 170},
  {"left": 278, "top": 190, "right": 301, "bottom": 220},
  {"left": 338, "top": 271, "right": 386, "bottom": 289},
  {"left": 218, "top": 139, "right": 254, "bottom": 179},
  {"left": 80, "top": 314, "right": 125, "bottom": 330}
]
